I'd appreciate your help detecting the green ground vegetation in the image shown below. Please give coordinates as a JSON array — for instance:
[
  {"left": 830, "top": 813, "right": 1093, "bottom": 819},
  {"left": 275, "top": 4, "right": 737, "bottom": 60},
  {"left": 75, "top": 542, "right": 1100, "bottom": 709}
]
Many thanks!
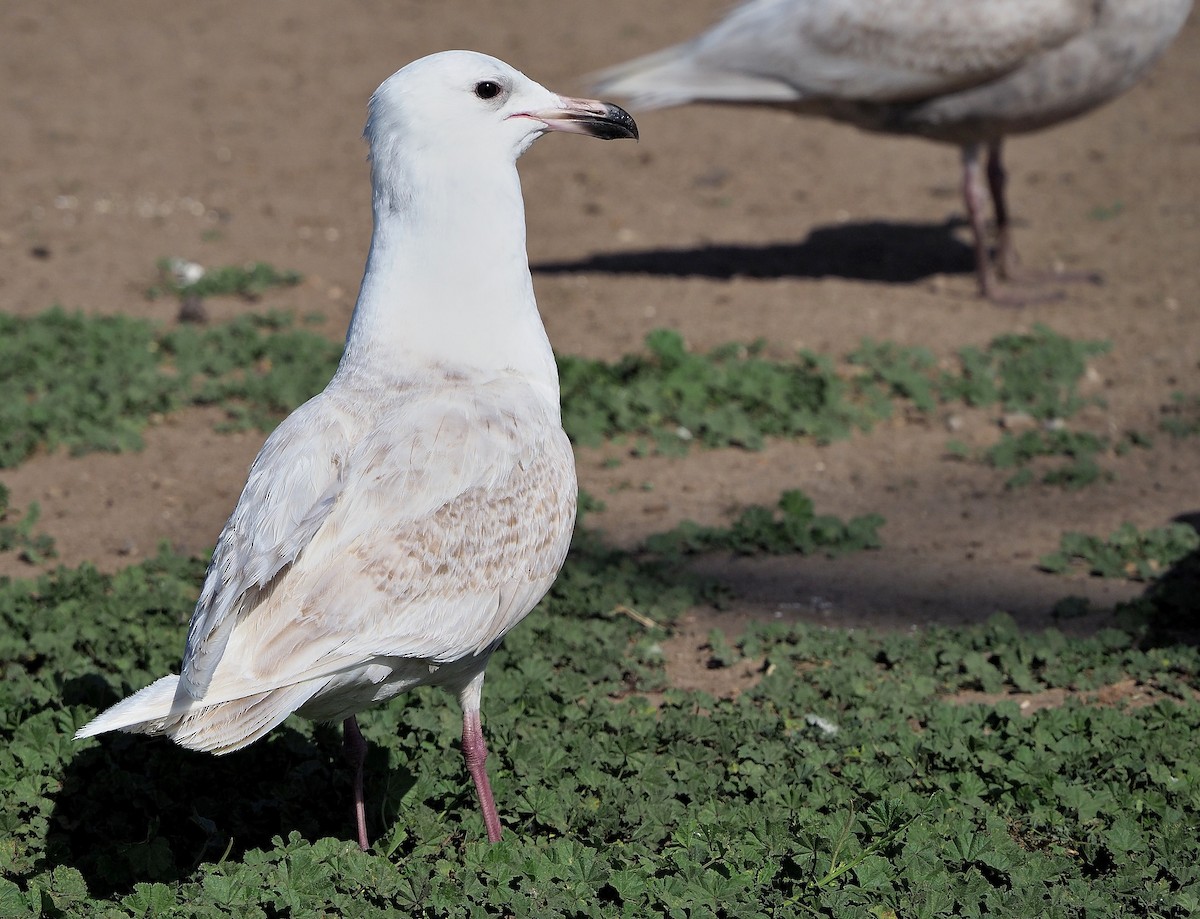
[
  {"left": 643, "top": 489, "right": 883, "bottom": 558},
  {"left": 146, "top": 259, "right": 302, "bottom": 302},
  {"left": 4, "top": 293, "right": 1194, "bottom": 913},
  {"left": 0, "top": 485, "right": 55, "bottom": 565},
  {"left": 0, "top": 308, "right": 341, "bottom": 467},
  {"left": 1040, "top": 523, "right": 1200, "bottom": 582},
  {"left": 1, "top": 305, "right": 1125, "bottom": 492},
  {"left": 2, "top": 509, "right": 1198, "bottom": 916},
  {"left": 1159, "top": 391, "right": 1200, "bottom": 439}
]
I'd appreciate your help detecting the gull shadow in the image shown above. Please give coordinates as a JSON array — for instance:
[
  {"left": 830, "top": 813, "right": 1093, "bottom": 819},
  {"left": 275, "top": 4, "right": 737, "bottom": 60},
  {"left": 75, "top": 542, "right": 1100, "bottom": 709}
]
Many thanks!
[
  {"left": 46, "top": 679, "right": 416, "bottom": 897},
  {"left": 676, "top": 510, "right": 1200, "bottom": 643},
  {"left": 1136, "top": 512, "right": 1200, "bottom": 646},
  {"left": 533, "top": 218, "right": 974, "bottom": 284},
  {"left": 681, "top": 552, "right": 1139, "bottom": 636}
]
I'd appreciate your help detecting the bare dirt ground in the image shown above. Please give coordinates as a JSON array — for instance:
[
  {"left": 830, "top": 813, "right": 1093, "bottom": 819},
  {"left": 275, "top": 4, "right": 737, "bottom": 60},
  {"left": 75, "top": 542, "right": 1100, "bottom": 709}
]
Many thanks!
[{"left": 2, "top": 1, "right": 1198, "bottom": 688}]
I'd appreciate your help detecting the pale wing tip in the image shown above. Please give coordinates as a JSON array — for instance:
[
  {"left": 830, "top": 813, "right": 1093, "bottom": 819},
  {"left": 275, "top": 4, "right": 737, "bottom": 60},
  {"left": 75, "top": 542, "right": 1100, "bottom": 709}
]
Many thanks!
[
  {"left": 73, "top": 706, "right": 131, "bottom": 740},
  {"left": 73, "top": 707, "right": 128, "bottom": 740},
  {"left": 71, "top": 673, "right": 184, "bottom": 740},
  {"left": 588, "top": 70, "right": 680, "bottom": 110},
  {"left": 590, "top": 57, "right": 801, "bottom": 110},
  {"left": 587, "top": 48, "right": 701, "bottom": 110}
]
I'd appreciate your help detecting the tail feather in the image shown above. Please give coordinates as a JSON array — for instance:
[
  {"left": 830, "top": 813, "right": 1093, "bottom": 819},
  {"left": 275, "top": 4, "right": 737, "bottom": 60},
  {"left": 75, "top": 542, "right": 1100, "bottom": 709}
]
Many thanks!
[
  {"left": 75, "top": 675, "right": 320, "bottom": 755},
  {"left": 169, "top": 682, "right": 319, "bottom": 754},
  {"left": 74, "top": 675, "right": 185, "bottom": 739}
]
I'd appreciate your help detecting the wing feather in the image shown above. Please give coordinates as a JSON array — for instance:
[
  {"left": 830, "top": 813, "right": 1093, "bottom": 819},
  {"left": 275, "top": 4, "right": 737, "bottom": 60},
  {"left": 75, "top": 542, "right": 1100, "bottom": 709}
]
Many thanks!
[
  {"left": 594, "top": 0, "right": 1094, "bottom": 106},
  {"left": 179, "top": 393, "right": 358, "bottom": 696},
  {"left": 179, "top": 380, "right": 576, "bottom": 710}
]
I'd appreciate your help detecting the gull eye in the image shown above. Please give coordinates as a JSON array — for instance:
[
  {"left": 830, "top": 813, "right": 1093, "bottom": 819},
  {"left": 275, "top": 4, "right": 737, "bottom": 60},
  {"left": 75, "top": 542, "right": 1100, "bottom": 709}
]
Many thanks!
[{"left": 474, "top": 80, "right": 502, "bottom": 100}]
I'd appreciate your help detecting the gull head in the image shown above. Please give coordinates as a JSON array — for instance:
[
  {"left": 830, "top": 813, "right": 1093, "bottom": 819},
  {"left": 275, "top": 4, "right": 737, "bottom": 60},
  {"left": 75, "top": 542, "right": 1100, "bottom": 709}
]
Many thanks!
[{"left": 366, "top": 50, "right": 638, "bottom": 169}]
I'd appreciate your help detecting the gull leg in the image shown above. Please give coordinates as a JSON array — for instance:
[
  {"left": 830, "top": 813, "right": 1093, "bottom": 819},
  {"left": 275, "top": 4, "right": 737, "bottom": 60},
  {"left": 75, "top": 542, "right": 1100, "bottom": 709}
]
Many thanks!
[
  {"left": 343, "top": 716, "right": 370, "bottom": 850},
  {"left": 986, "top": 139, "right": 1099, "bottom": 294},
  {"left": 985, "top": 140, "right": 1017, "bottom": 280},
  {"left": 962, "top": 142, "right": 1067, "bottom": 305},
  {"left": 961, "top": 142, "right": 1001, "bottom": 300},
  {"left": 459, "top": 671, "right": 503, "bottom": 843}
]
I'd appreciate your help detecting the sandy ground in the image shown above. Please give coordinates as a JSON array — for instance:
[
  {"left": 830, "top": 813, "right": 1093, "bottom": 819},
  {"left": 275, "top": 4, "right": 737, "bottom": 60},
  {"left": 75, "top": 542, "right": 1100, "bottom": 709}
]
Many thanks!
[{"left": 2, "top": 1, "right": 1198, "bottom": 685}]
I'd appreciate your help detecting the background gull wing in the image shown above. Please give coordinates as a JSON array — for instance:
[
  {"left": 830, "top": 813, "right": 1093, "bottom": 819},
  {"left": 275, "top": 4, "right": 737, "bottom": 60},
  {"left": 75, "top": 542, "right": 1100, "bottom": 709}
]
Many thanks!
[{"left": 592, "top": 0, "right": 1094, "bottom": 106}]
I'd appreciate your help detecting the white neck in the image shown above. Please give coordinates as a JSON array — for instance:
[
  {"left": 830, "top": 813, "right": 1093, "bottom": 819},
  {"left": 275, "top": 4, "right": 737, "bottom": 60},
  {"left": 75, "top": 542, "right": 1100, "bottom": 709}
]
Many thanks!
[{"left": 336, "top": 144, "right": 559, "bottom": 408}]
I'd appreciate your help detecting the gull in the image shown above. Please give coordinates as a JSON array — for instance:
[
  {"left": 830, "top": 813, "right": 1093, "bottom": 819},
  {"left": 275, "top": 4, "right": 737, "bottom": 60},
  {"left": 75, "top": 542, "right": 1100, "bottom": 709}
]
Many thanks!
[
  {"left": 75, "top": 50, "right": 637, "bottom": 849},
  {"left": 593, "top": 0, "right": 1192, "bottom": 303}
]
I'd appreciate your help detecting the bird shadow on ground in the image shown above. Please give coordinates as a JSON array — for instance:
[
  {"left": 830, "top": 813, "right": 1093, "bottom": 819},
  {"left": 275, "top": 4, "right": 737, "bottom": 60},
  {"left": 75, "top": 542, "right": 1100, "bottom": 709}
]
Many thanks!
[
  {"left": 533, "top": 217, "right": 974, "bottom": 283},
  {"left": 1138, "top": 513, "right": 1200, "bottom": 646},
  {"left": 676, "top": 511, "right": 1200, "bottom": 644},
  {"left": 658, "top": 524, "right": 1200, "bottom": 705},
  {"left": 46, "top": 685, "right": 415, "bottom": 897}
]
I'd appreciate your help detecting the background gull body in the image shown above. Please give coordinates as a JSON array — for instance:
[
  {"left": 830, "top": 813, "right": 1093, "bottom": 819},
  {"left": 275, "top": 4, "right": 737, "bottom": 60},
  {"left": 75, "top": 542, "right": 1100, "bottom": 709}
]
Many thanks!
[
  {"left": 74, "top": 50, "right": 637, "bottom": 850},
  {"left": 593, "top": 0, "right": 1193, "bottom": 303}
]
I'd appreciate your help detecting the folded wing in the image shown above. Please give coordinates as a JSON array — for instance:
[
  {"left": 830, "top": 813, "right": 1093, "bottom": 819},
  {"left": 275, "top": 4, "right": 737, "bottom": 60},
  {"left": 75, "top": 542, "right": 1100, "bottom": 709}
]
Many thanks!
[{"left": 593, "top": 0, "right": 1093, "bottom": 107}]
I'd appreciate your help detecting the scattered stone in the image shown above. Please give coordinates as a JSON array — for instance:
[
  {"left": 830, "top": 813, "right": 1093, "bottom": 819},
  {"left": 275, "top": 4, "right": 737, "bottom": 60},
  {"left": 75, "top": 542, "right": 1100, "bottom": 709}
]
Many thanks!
[{"left": 1000, "top": 411, "right": 1036, "bottom": 431}]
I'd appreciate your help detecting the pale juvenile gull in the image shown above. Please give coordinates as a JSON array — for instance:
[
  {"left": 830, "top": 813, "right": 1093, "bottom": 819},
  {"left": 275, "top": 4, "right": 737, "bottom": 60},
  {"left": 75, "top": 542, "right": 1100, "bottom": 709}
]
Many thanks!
[
  {"left": 75, "top": 50, "right": 637, "bottom": 849},
  {"left": 593, "top": 0, "right": 1192, "bottom": 302}
]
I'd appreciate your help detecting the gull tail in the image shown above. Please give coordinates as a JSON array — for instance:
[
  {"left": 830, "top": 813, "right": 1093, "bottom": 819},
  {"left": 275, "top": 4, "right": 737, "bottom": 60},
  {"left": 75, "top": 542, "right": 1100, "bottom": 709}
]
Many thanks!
[
  {"left": 75, "top": 675, "right": 317, "bottom": 755},
  {"left": 75, "top": 675, "right": 185, "bottom": 740}
]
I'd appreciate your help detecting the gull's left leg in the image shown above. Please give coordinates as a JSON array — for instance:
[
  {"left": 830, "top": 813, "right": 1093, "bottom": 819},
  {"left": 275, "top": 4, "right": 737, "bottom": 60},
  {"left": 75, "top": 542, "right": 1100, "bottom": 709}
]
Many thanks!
[
  {"left": 961, "top": 142, "right": 1002, "bottom": 300},
  {"left": 458, "top": 670, "right": 504, "bottom": 843},
  {"left": 343, "top": 716, "right": 370, "bottom": 850},
  {"left": 985, "top": 139, "right": 1018, "bottom": 281},
  {"left": 985, "top": 139, "right": 1100, "bottom": 293}
]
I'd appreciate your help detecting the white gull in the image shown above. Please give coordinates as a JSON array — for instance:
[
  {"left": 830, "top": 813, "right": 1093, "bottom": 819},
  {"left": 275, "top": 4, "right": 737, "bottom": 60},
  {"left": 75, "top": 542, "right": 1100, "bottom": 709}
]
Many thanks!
[
  {"left": 75, "top": 50, "right": 638, "bottom": 849},
  {"left": 593, "top": 0, "right": 1192, "bottom": 302}
]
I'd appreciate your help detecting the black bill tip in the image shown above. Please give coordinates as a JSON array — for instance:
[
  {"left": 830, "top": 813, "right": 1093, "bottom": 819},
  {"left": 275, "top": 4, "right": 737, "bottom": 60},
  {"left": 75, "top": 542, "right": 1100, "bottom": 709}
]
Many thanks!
[
  {"left": 586, "top": 103, "right": 639, "bottom": 141},
  {"left": 533, "top": 98, "right": 640, "bottom": 141}
]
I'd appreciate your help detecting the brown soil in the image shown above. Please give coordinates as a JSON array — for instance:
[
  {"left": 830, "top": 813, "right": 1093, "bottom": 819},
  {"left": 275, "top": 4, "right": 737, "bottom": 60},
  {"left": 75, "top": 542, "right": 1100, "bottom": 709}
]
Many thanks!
[
  {"left": 945, "top": 677, "right": 1200, "bottom": 716},
  {"left": 2, "top": 2, "right": 1199, "bottom": 697}
]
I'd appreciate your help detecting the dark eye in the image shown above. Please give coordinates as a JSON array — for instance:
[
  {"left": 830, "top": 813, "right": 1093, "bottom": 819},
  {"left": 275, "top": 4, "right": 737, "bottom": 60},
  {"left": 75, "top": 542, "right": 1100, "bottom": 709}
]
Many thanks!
[{"left": 474, "top": 80, "right": 502, "bottom": 100}]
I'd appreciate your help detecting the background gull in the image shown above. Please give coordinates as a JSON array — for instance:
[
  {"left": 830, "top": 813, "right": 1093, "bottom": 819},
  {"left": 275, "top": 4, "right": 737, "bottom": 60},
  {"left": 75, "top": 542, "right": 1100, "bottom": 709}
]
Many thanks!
[
  {"left": 75, "top": 50, "right": 637, "bottom": 849},
  {"left": 593, "top": 0, "right": 1192, "bottom": 303}
]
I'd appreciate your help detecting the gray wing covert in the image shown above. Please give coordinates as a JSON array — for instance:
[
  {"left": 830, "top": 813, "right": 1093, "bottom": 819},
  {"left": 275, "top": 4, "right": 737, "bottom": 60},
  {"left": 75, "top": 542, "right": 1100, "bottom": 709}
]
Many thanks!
[{"left": 179, "top": 396, "right": 354, "bottom": 697}]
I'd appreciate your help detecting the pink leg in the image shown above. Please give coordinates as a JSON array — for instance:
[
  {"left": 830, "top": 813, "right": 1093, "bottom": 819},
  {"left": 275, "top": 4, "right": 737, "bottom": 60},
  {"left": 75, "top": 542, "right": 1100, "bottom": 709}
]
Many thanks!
[
  {"left": 961, "top": 143, "right": 1067, "bottom": 306},
  {"left": 985, "top": 139, "right": 1099, "bottom": 295},
  {"left": 343, "top": 716, "right": 370, "bottom": 851},
  {"left": 984, "top": 140, "right": 1016, "bottom": 280},
  {"left": 961, "top": 142, "right": 1000, "bottom": 300},
  {"left": 462, "top": 708, "right": 503, "bottom": 843}
]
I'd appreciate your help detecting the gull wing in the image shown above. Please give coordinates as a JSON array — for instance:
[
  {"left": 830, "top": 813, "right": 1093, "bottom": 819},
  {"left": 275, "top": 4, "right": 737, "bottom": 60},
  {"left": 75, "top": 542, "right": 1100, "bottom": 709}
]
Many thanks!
[
  {"left": 593, "top": 0, "right": 1093, "bottom": 107},
  {"left": 179, "top": 383, "right": 576, "bottom": 707},
  {"left": 178, "top": 393, "right": 357, "bottom": 697}
]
